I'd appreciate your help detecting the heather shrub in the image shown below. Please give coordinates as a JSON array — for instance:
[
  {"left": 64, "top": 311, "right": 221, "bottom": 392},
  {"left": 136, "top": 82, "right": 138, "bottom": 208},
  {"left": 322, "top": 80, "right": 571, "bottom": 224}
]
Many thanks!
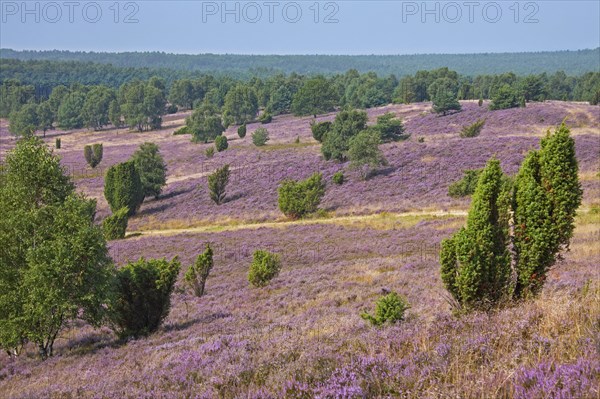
[
  {"left": 184, "top": 244, "right": 213, "bottom": 297},
  {"left": 332, "top": 171, "right": 344, "bottom": 185},
  {"left": 361, "top": 292, "right": 409, "bottom": 326},
  {"left": 448, "top": 169, "right": 482, "bottom": 197},
  {"left": 237, "top": 124, "right": 247, "bottom": 138},
  {"left": 55, "top": 138, "right": 61, "bottom": 149},
  {"left": 173, "top": 126, "right": 191, "bottom": 135},
  {"left": 460, "top": 119, "right": 485, "bottom": 138},
  {"left": 248, "top": 250, "right": 281, "bottom": 287},
  {"left": 205, "top": 146, "right": 215, "bottom": 158},
  {"left": 104, "top": 161, "right": 144, "bottom": 216},
  {"left": 131, "top": 142, "right": 167, "bottom": 199},
  {"left": 208, "top": 164, "right": 230, "bottom": 205},
  {"left": 214, "top": 135, "right": 228, "bottom": 152},
  {"left": 252, "top": 127, "right": 269, "bottom": 146},
  {"left": 110, "top": 257, "right": 181, "bottom": 339},
  {"left": 278, "top": 172, "right": 326, "bottom": 219},
  {"left": 259, "top": 112, "right": 272, "bottom": 124},
  {"left": 102, "top": 207, "right": 129, "bottom": 240},
  {"left": 417, "top": 137, "right": 425, "bottom": 143},
  {"left": 84, "top": 144, "right": 103, "bottom": 168},
  {"left": 310, "top": 120, "right": 331, "bottom": 142}
]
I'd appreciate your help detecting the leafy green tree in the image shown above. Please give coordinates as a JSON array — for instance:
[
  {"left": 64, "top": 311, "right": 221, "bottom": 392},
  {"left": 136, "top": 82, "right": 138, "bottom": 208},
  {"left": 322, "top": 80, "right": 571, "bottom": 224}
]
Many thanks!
[
  {"left": 169, "top": 79, "right": 198, "bottom": 110},
  {"left": 321, "top": 109, "right": 368, "bottom": 161},
  {"left": 223, "top": 85, "right": 258, "bottom": 125},
  {"left": 185, "top": 244, "right": 214, "bottom": 297},
  {"left": 374, "top": 112, "right": 407, "bottom": 142},
  {"left": 104, "top": 161, "right": 145, "bottom": 216},
  {"left": 0, "top": 138, "right": 113, "bottom": 358},
  {"left": 348, "top": 129, "right": 388, "bottom": 179},
  {"left": 427, "top": 77, "right": 459, "bottom": 100},
  {"left": 513, "top": 124, "right": 582, "bottom": 298},
  {"left": 103, "top": 207, "right": 129, "bottom": 240},
  {"left": 84, "top": 143, "right": 103, "bottom": 168},
  {"left": 8, "top": 103, "right": 39, "bottom": 136},
  {"left": 278, "top": 172, "right": 326, "bottom": 219},
  {"left": 57, "top": 91, "right": 86, "bottom": 129},
  {"left": 36, "top": 101, "right": 54, "bottom": 136},
  {"left": 489, "top": 84, "right": 521, "bottom": 110},
  {"left": 82, "top": 86, "right": 115, "bottom": 130},
  {"left": 252, "top": 127, "right": 270, "bottom": 146},
  {"left": 267, "top": 83, "right": 295, "bottom": 115},
  {"left": 208, "top": 164, "right": 230, "bottom": 205},
  {"left": 131, "top": 142, "right": 167, "bottom": 199},
  {"left": 186, "top": 103, "right": 225, "bottom": 143},
  {"left": 0, "top": 79, "right": 35, "bottom": 118},
  {"left": 108, "top": 100, "right": 122, "bottom": 128},
  {"left": 361, "top": 292, "right": 410, "bottom": 326},
  {"left": 47, "top": 85, "right": 69, "bottom": 116},
  {"left": 248, "top": 250, "right": 282, "bottom": 287},
  {"left": 120, "top": 81, "right": 166, "bottom": 131},
  {"left": 110, "top": 257, "right": 180, "bottom": 339},
  {"left": 432, "top": 89, "right": 462, "bottom": 116},
  {"left": 393, "top": 76, "right": 416, "bottom": 104},
  {"left": 519, "top": 75, "right": 546, "bottom": 102},
  {"left": 214, "top": 135, "right": 228, "bottom": 152},
  {"left": 291, "top": 76, "right": 338, "bottom": 116},
  {"left": 440, "top": 159, "right": 510, "bottom": 309}
]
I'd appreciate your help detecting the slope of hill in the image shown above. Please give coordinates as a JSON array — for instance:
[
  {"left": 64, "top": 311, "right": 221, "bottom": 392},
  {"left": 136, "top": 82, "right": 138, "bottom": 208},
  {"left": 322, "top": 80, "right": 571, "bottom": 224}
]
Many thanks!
[{"left": 0, "top": 101, "right": 598, "bottom": 398}]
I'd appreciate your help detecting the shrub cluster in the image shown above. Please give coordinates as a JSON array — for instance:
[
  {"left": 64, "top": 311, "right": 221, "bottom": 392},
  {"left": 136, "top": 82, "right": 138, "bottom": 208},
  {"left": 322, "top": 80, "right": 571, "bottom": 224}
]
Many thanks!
[
  {"left": 185, "top": 244, "right": 214, "bottom": 297},
  {"left": 237, "top": 124, "right": 247, "bottom": 138},
  {"left": 448, "top": 169, "right": 482, "bottom": 197},
  {"left": 248, "top": 250, "right": 281, "bottom": 287},
  {"left": 102, "top": 207, "right": 129, "bottom": 240},
  {"left": 441, "top": 123, "right": 582, "bottom": 309},
  {"left": 84, "top": 143, "right": 103, "bottom": 168},
  {"left": 208, "top": 164, "right": 230, "bottom": 205},
  {"left": 104, "top": 161, "right": 144, "bottom": 217},
  {"left": 215, "top": 135, "right": 228, "bottom": 152},
  {"left": 278, "top": 172, "right": 326, "bottom": 219},
  {"left": 259, "top": 112, "right": 273, "bottom": 124},
  {"left": 460, "top": 119, "right": 485, "bottom": 138},
  {"left": 252, "top": 127, "right": 270, "bottom": 146},
  {"left": 110, "top": 257, "right": 181, "bottom": 339},
  {"left": 205, "top": 146, "right": 215, "bottom": 158},
  {"left": 361, "top": 292, "right": 410, "bottom": 326},
  {"left": 173, "top": 126, "right": 191, "bottom": 135},
  {"left": 310, "top": 120, "right": 331, "bottom": 142},
  {"left": 332, "top": 171, "right": 344, "bottom": 185}
]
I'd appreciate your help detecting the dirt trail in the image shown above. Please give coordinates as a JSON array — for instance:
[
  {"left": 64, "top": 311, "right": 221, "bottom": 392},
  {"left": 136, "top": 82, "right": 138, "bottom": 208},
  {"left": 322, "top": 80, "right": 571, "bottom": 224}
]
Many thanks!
[{"left": 128, "top": 209, "right": 469, "bottom": 237}]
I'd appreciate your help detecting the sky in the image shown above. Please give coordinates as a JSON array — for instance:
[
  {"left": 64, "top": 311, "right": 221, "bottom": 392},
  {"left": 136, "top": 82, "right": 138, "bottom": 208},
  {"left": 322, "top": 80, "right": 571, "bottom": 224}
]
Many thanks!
[{"left": 1, "top": 1, "right": 599, "bottom": 54}]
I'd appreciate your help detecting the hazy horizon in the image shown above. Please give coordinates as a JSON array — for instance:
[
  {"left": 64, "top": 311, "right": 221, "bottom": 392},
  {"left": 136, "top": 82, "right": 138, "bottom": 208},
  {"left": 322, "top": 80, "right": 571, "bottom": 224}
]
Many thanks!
[{"left": 1, "top": 1, "right": 598, "bottom": 54}]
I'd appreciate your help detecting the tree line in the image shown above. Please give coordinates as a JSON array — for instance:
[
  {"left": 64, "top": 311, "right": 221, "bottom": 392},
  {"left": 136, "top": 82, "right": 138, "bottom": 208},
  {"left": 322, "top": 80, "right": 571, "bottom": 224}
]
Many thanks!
[
  {"left": 2, "top": 48, "right": 599, "bottom": 76},
  {"left": 3, "top": 67, "right": 599, "bottom": 138}
]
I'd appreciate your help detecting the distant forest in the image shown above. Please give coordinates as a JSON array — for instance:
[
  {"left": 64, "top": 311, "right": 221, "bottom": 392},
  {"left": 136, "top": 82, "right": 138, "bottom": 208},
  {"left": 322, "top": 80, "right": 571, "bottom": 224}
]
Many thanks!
[{"left": 1, "top": 48, "right": 599, "bottom": 77}]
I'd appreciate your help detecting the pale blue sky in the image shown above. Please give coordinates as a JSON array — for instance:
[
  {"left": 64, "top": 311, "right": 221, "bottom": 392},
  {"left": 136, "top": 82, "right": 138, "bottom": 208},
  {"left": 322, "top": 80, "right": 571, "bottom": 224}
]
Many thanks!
[{"left": 1, "top": 1, "right": 599, "bottom": 54}]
